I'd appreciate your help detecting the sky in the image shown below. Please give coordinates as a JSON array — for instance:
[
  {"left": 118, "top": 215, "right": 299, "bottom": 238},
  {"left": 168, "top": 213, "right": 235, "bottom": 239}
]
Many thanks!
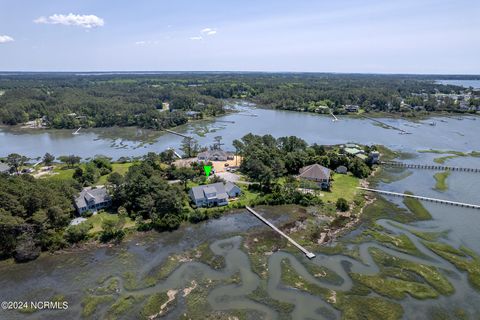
[{"left": 0, "top": 0, "right": 479, "bottom": 73}]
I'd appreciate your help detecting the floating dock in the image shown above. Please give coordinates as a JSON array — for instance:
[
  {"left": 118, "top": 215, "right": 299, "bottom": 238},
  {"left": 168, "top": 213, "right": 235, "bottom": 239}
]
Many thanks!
[{"left": 245, "top": 206, "right": 316, "bottom": 259}]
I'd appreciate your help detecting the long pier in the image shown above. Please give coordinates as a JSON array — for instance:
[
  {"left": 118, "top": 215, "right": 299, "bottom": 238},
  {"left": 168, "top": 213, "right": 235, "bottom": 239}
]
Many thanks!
[
  {"left": 162, "top": 129, "right": 192, "bottom": 139},
  {"left": 381, "top": 161, "right": 480, "bottom": 173},
  {"left": 358, "top": 187, "right": 480, "bottom": 210},
  {"left": 245, "top": 206, "right": 316, "bottom": 259},
  {"left": 360, "top": 115, "right": 410, "bottom": 134}
]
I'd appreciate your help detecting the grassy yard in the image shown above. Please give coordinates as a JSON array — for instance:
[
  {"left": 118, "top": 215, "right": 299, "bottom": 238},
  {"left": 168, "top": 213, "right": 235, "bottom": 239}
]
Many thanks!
[
  {"left": 44, "top": 162, "right": 136, "bottom": 184},
  {"left": 86, "top": 212, "right": 136, "bottom": 235},
  {"left": 320, "top": 173, "right": 360, "bottom": 203},
  {"left": 97, "top": 163, "right": 136, "bottom": 184}
]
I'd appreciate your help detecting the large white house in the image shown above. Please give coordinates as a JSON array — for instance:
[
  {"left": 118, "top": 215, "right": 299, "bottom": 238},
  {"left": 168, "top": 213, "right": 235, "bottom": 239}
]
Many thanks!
[{"left": 189, "top": 182, "right": 241, "bottom": 207}]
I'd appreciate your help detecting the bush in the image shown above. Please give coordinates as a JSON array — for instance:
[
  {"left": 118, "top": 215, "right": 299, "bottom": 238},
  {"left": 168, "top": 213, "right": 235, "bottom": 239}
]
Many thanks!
[
  {"left": 336, "top": 198, "right": 350, "bottom": 212},
  {"left": 188, "top": 209, "right": 207, "bottom": 223},
  {"left": 81, "top": 210, "right": 94, "bottom": 218},
  {"left": 65, "top": 223, "right": 91, "bottom": 243}
]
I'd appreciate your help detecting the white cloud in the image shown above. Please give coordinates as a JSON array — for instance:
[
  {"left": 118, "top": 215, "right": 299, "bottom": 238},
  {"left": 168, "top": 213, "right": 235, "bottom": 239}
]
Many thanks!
[
  {"left": 200, "top": 28, "right": 217, "bottom": 36},
  {"left": 34, "top": 13, "right": 104, "bottom": 29},
  {"left": 189, "top": 36, "right": 203, "bottom": 41},
  {"left": 0, "top": 35, "right": 14, "bottom": 43},
  {"left": 135, "top": 40, "right": 160, "bottom": 46}
]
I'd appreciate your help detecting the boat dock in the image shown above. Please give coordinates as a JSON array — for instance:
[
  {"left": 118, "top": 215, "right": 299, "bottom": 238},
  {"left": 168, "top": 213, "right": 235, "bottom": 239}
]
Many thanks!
[
  {"left": 358, "top": 187, "right": 480, "bottom": 210},
  {"left": 381, "top": 161, "right": 480, "bottom": 173},
  {"left": 245, "top": 206, "right": 316, "bottom": 259},
  {"left": 360, "top": 115, "right": 410, "bottom": 134},
  {"left": 162, "top": 129, "right": 193, "bottom": 139}
]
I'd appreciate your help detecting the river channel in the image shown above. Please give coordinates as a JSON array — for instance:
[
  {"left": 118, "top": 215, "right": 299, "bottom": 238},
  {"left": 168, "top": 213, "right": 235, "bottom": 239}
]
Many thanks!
[{"left": 0, "top": 104, "right": 479, "bottom": 319}]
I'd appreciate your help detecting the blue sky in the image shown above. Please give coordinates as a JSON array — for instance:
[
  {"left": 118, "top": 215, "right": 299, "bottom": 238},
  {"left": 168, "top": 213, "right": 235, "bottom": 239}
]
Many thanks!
[{"left": 0, "top": 0, "right": 479, "bottom": 73}]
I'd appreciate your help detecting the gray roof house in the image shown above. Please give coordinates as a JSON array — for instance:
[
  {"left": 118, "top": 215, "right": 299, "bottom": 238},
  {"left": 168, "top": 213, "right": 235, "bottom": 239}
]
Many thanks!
[
  {"left": 298, "top": 164, "right": 331, "bottom": 189},
  {"left": 0, "top": 162, "right": 10, "bottom": 174},
  {"left": 74, "top": 187, "right": 112, "bottom": 215},
  {"left": 189, "top": 182, "right": 241, "bottom": 207},
  {"left": 197, "top": 149, "right": 234, "bottom": 162}
]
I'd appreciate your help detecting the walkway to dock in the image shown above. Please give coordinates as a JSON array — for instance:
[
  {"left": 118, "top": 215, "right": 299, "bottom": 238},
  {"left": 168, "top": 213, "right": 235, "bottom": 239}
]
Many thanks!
[
  {"left": 162, "top": 128, "right": 193, "bottom": 139},
  {"left": 357, "top": 187, "right": 480, "bottom": 210},
  {"left": 381, "top": 161, "right": 480, "bottom": 173},
  {"left": 245, "top": 206, "right": 316, "bottom": 259},
  {"left": 360, "top": 115, "right": 410, "bottom": 134}
]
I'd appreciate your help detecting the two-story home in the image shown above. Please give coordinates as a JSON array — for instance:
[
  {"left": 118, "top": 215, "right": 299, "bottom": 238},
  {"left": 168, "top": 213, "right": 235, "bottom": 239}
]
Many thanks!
[
  {"left": 74, "top": 187, "right": 112, "bottom": 215},
  {"left": 189, "top": 182, "right": 241, "bottom": 207}
]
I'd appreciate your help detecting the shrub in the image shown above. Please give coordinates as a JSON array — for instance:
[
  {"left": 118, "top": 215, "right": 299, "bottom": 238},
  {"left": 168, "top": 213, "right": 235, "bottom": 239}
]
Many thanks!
[{"left": 336, "top": 198, "right": 350, "bottom": 212}]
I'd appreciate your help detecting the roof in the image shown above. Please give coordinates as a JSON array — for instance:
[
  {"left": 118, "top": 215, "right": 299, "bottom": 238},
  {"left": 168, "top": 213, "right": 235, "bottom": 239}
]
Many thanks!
[
  {"left": 0, "top": 162, "right": 10, "bottom": 173},
  {"left": 197, "top": 149, "right": 233, "bottom": 160},
  {"left": 190, "top": 182, "right": 237, "bottom": 201},
  {"left": 75, "top": 187, "right": 111, "bottom": 209},
  {"left": 298, "top": 164, "right": 331, "bottom": 180},
  {"left": 344, "top": 147, "right": 362, "bottom": 155}
]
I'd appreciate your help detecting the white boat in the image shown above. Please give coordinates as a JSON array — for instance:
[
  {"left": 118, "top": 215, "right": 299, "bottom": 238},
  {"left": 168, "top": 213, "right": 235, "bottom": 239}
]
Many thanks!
[{"left": 73, "top": 127, "right": 82, "bottom": 135}]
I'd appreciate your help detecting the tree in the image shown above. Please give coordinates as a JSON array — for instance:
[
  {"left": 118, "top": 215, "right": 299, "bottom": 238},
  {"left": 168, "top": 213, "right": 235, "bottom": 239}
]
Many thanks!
[
  {"left": 43, "top": 153, "right": 55, "bottom": 166},
  {"left": 173, "top": 167, "right": 196, "bottom": 190},
  {"left": 6, "top": 153, "right": 28, "bottom": 174},
  {"left": 64, "top": 223, "right": 91, "bottom": 243},
  {"left": 213, "top": 135, "right": 223, "bottom": 150},
  {"left": 58, "top": 155, "right": 81, "bottom": 168},
  {"left": 336, "top": 198, "right": 349, "bottom": 212},
  {"left": 180, "top": 137, "right": 200, "bottom": 158},
  {"left": 107, "top": 172, "right": 124, "bottom": 187}
]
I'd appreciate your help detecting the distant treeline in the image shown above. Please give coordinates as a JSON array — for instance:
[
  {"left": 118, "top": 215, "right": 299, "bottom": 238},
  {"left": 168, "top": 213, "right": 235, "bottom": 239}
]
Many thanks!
[{"left": 0, "top": 73, "right": 473, "bottom": 128}]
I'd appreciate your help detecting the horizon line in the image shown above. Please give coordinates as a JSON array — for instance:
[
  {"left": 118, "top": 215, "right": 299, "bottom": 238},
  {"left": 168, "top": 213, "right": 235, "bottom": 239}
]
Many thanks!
[{"left": 0, "top": 70, "right": 480, "bottom": 77}]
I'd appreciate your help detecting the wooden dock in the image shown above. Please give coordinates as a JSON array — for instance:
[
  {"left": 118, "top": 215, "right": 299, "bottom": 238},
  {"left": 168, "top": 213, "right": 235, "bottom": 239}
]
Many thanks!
[
  {"left": 381, "top": 161, "right": 480, "bottom": 173},
  {"left": 162, "top": 129, "right": 193, "bottom": 139},
  {"left": 358, "top": 187, "right": 480, "bottom": 210},
  {"left": 360, "top": 115, "right": 410, "bottom": 134},
  {"left": 245, "top": 206, "right": 316, "bottom": 259}
]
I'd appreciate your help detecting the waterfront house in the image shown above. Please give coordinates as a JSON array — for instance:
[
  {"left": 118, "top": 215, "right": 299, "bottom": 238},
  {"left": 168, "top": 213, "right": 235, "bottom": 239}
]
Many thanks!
[
  {"left": 345, "top": 105, "right": 359, "bottom": 113},
  {"left": 197, "top": 149, "right": 234, "bottom": 162},
  {"left": 369, "top": 151, "right": 380, "bottom": 164},
  {"left": 298, "top": 164, "right": 331, "bottom": 189},
  {"left": 189, "top": 182, "right": 241, "bottom": 207},
  {"left": 74, "top": 187, "right": 112, "bottom": 215}
]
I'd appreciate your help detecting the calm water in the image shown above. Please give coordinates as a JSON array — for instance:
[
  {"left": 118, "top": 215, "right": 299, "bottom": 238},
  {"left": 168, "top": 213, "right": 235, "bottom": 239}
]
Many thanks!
[
  {"left": 436, "top": 79, "right": 480, "bottom": 88},
  {"left": 1, "top": 104, "right": 479, "bottom": 159},
  {"left": 0, "top": 105, "right": 480, "bottom": 319}
]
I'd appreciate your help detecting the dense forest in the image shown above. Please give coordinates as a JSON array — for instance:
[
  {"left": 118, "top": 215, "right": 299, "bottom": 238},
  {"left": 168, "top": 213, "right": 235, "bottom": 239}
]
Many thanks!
[
  {"left": 233, "top": 134, "right": 372, "bottom": 188},
  {"left": 0, "top": 73, "right": 477, "bottom": 128}
]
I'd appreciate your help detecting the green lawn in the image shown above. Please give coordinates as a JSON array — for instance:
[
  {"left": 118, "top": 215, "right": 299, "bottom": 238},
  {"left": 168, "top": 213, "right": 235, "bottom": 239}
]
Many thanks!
[
  {"left": 97, "top": 162, "right": 136, "bottom": 184},
  {"left": 86, "top": 212, "right": 136, "bottom": 235},
  {"left": 320, "top": 173, "right": 360, "bottom": 203},
  {"left": 47, "top": 166, "right": 77, "bottom": 181}
]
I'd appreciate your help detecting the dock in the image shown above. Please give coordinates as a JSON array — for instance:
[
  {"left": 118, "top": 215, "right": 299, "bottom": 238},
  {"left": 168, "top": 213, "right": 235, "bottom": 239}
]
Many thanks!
[
  {"left": 381, "top": 161, "right": 480, "bottom": 173},
  {"left": 236, "top": 113, "right": 258, "bottom": 117},
  {"left": 360, "top": 115, "right": 410, "bottom": 134},
  {"left": 330, "top": 112, "right": 339, "bottom": 122},
  {"left": 358, "top": 187, "right": 480, "bottom": 210},
  {"left": 245, "top": 206, "right": 316, "bottom": 259},
  {"left": 162, "top": 129, "right": 193, "bottom": 139}
]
